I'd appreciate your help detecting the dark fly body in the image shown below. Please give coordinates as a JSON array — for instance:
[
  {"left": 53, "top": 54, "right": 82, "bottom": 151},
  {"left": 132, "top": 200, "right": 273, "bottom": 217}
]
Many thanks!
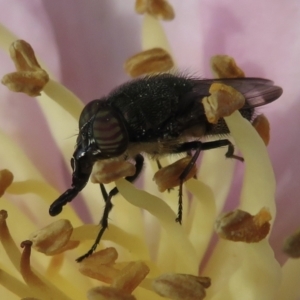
[{"left": 49, "top": 73, "right": 283, "bottom": 261}]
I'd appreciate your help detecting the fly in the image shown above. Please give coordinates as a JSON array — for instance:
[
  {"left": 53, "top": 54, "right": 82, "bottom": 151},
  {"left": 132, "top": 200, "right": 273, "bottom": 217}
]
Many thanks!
[{"left": 49, "top": 73, "right": 283, "bottom": 262}]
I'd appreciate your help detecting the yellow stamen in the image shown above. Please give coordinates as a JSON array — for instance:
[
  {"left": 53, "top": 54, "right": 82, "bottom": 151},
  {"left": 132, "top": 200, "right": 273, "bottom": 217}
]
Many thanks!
[
  {"left": 142, "top": 14, "right": 173, "bottom": 54},
  {"left": 185, "top": 179, "right": 217, "bottom": 262},
  {"left": 72, "top": 224, "right": 149, "bottom": 259},
  {"left": 0, "top": 35, "right": 83, "bottom": 172},
  {"left": 0, "top": 169, "right": 13, "bottom": 197},
  {"left": 0, "top": 268, "right": 31, "bottom": 298},
  {"left": 116, "top": 179, "right": 198, "bottom": 274},
  {"left": 277, "top": 258, "right": 300, "bottom": 299},
  {"left": 45, "top": 254, "right": 64, "bottom": 277},
  {"left": 6, "top": 179, "right": 83, "bottom": 228},
  {"left": 0, "top": 210, "right": 22, "bottom": 271},
  {"left": 203, "top": 111, "right": 279, "bottom": 297},
  {"left": 20, "top": 240, "right": 72, "bottom": 300},
  {"left": 1, "top": 40, "right": 49, "bottom": 96},
  {"left": 20, "top": 241, "right": 49, "bottom": 296},
  {"left": 225, "top": 111, "right": 276, "bottom": 215}
]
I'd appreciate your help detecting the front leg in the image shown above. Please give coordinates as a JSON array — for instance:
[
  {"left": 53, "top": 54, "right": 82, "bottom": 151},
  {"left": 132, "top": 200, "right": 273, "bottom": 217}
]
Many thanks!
[{"left": 76, "top": 154, "right": 144, "bottom": 262}]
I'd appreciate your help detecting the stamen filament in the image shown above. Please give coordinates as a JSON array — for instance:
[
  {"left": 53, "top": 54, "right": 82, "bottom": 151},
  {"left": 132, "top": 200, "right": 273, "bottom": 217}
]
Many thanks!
[
  {"left": 185, "top": 179, "right": 217, "bottom": 263},
  {"left": 20, "top": 240, "right": 73, "bottom": 300},
  {"left": 0, "top": 267, "right": 31, "bottom": 298},
  {"left": 142, "top": 14, "right": 173, "bottom": 57},
  {"left": 224, "top": 111, "right": 276, "bottom": 217},
  {"left": 116, "top": 179, "right": 198, "bottom": 274},
  {"left": 277, "top": 259, "right": 300, "bottom": 299},
  {"left": 0, "top": 210, "right": 22, "bottom": 271}
]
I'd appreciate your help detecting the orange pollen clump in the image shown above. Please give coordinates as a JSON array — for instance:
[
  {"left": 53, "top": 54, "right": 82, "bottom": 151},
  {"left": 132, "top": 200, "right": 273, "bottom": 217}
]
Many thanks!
[
  {"left": 153, "top": 156, "right": 197, "bottom": 192},
  {"left": 29, "top": 219, "right": 78, "bottom": 255},
  {"left": 152, "top": 273, "right": 211, "bottom": 300},
  {"left": 202, "top": 83, "right": 245, "bottom": 124},
  {"left": 215, "top": 207, "right": 272, "bottom": 243},
  {"left": 135, "top": 0, "right": 175, "bottom": 20},
  {"left": 111, "top": 261, "right": 150, "bottom": 294},
  {"left": 79, "top": 248, "right": 120, "bottom": 284},
  {"left": 124, "top": 48, "right": 174, "bottom": 78},
  {"left": 210, "top": 55, "right": 245, "bottom": 79},
  {"left": 1, "top": 39, "right": 49, "bottom": 96},
  {"left": 252, "top": 114, "right": 270, "bottom": 146}
]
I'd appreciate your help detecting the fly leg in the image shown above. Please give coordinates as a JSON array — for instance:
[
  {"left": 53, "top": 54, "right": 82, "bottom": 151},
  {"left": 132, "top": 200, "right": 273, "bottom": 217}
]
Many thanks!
[
  {"left": 176, "top": 147, "right": 202, "bottom": 224},
  {"left": 76, "top": 185, "right": 113, "bottom": 262},
  {"left": 174, "top": 139, "right": 243, "bottom": 224},
  {"left": 76, "top": 154, "right": 144, "bottom": 262},
  {"left": 156, "top": 159, "right": 163, "bottom": 170},
  {"left": 186, "top": 150, "right": 198, "bottom": 180}
]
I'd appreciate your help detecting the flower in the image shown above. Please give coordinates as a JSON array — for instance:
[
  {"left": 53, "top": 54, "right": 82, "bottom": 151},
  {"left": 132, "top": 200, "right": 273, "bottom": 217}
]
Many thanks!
[{"left": 0, "top": 1, "right": 300, "bottom": 299}]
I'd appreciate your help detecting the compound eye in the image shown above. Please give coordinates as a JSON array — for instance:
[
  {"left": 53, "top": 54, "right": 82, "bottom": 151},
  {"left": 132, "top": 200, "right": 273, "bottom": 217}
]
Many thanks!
[
  {"left": 92, "top": 106, "right": 128, "bottom": 157},
  {"left": 79, "top": 100, "right": 100, "bottom": 129}
]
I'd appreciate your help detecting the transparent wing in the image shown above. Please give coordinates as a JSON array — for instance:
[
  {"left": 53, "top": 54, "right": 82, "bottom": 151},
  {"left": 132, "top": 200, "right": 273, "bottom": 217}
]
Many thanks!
[{"left": 192, "top": 77, "right": 283, "bottom": 109}]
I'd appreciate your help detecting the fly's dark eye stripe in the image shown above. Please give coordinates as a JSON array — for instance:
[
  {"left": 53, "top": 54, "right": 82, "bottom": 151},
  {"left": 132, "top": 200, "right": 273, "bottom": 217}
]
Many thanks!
[{"left": 93, "top": 109, "right": 127, "bottom": 154}]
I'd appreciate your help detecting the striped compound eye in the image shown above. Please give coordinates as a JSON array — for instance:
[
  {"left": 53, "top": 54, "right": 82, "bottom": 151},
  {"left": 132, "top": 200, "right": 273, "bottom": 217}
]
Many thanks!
[{"left": 79, "top": 100, "right": 128, "bottom": 158}]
